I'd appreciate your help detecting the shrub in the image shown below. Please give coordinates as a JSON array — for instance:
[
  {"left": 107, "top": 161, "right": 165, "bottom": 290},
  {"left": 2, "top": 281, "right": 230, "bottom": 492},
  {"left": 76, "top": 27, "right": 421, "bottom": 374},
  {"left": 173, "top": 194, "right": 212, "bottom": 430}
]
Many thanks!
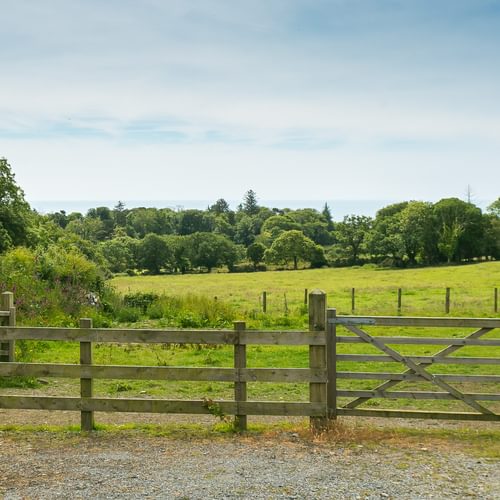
[
  {"left": 116, "top": 306, "right": 141, "bottom": 323},
  {"left": 124, "top": 292, "right": 159, "bottom": 312}
]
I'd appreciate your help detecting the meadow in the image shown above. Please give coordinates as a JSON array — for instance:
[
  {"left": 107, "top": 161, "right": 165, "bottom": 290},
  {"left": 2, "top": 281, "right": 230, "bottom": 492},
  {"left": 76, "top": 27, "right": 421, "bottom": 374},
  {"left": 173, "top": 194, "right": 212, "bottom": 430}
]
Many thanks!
[
  {"left": 111, "top": 261, "right": 500, "bottom": 318},
  {"left": 3, "top": 262, "right": 499, "bottom": 419}
]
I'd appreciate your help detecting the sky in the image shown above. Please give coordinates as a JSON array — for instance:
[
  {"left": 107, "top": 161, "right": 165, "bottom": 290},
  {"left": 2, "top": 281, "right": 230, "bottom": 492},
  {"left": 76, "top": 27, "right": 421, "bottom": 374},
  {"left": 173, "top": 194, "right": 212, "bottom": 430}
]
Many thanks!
[{"left": 1, "top": 0, "right": 500, "bottom": 208}]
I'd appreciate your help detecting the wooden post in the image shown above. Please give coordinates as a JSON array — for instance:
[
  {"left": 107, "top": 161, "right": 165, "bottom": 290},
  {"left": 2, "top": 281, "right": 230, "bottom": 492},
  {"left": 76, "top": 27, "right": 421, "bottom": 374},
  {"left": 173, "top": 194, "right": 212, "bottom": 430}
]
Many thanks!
[
  {"left": 262, "top": 291, "right": 267, "bottom": 313},
  {"left": 445, "top": 287, "right": 451, "bottom": 314},
  {"left": 309, "top": 290, "right": 327, "bottom": 431},
  {"left": 326, "top": 308, "right": 337, "bottom": 421},
  {"left": 397, "top": 288, "right": 402, "bottom": 314},
  {"left": 304, "top": 289, "right": 308, "bottom": 305},
  {"left": 233, "top": 321, "right": 247, "bottom": 431},
  {"left": 80, "top": 318, "right": 94, "bottom": 431},
  {"left": 0, "top": 292, "right": 15, "bottom": 362},
  {"left": 351, "top": 288, "right": 355, "bottom": 314},
  {"left": 495, "top": 288, "right": 498, "bottom": 313}
]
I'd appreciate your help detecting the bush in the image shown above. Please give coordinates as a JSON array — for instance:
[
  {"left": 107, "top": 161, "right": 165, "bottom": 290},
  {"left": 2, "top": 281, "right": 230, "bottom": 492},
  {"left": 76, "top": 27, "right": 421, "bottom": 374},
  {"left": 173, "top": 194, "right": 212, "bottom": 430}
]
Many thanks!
[
  {"left": 124, "top": 292, "right": 159, "bottom": 312},
  {"left": 0, "top": 246, "right": 105, "bottom": 325},
  {"left": 116, "top": 306, "right": 141, "bottom": 323}
]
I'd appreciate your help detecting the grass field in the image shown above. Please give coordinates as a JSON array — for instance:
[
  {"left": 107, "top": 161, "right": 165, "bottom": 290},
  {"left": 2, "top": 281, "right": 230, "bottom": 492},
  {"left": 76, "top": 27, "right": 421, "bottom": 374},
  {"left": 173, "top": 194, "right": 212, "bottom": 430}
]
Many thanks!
[
  {"left": 2, "top": 262, "right": 500, "bottom": 420},
  {"left": 111, "top": 261, "right": 500, "bottom": 318}
]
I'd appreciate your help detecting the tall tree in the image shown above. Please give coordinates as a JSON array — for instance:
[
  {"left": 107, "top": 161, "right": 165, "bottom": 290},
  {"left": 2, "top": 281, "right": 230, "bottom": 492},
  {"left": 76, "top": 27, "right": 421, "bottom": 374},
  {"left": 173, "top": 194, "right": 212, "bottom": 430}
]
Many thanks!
[
  {"left": 399, "top": 201, "right": 434, "bottom": 265},
  {"left": 335, "top": 215, "right": 373, "bottom": 265},
  {"left": 0, "top": 158, "right": 33, "bottom": 252},
  {"left": 321, "top": 203, "right": 334, "bottom": 231},
  {"left": 139, "top": 233, "right": 172, "bottom": 274},
  {"left": 433, "top": 198, "right": 484, "bottom": 262},
  {"left": 113, "top": 201, "right": 128, "bottom": 227},
  {"left": 242, "top": 190, "right": 259, "bottom": 215}
]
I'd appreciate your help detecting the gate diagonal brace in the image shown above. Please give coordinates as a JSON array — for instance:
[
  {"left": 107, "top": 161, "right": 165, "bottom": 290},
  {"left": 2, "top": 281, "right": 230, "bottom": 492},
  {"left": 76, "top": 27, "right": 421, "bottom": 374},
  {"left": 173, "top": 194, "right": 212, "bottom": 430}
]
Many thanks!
[
  {"left": 344, "top": 327, "right": 493, "bottom": 409},
  {"left": 343, "top": 325, "right": 495, "bottom": 415}
]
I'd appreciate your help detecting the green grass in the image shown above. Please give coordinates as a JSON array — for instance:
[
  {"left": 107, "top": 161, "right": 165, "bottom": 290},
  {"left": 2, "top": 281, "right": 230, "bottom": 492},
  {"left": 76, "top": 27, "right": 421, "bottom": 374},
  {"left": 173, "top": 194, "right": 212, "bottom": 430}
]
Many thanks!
[{"left": 111, "top": 261, "right": 500, "bottom": 318}]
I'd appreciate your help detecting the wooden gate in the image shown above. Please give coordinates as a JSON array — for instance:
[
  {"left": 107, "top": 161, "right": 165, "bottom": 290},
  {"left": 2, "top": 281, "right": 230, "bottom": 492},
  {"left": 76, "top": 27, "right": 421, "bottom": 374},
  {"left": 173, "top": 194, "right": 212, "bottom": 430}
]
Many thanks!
[{"left": 329, "top": 312, "right": 500, "bottom": 421}]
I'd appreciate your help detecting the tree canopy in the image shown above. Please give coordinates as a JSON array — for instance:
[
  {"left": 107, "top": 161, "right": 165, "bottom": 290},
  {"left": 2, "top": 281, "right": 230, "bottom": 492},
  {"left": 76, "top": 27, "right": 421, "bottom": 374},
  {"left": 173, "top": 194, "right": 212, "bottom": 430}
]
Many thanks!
[{"left": 0, "top": 158, "right": 33, "bottom": 252}]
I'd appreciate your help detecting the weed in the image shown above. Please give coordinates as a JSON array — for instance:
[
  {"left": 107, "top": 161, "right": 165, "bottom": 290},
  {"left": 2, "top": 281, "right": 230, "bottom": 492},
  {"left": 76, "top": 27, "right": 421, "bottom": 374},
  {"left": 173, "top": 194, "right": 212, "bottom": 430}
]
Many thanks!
[{"left": 202, "top": 397, "right": 232, "bottom": 424}]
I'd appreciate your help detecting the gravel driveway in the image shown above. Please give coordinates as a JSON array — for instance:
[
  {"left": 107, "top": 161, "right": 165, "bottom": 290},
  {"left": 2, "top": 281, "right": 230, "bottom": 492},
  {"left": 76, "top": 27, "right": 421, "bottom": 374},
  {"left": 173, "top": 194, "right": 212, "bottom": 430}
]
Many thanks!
[{"left": 1, "top": 423, "right": 499, "bottom": 499}]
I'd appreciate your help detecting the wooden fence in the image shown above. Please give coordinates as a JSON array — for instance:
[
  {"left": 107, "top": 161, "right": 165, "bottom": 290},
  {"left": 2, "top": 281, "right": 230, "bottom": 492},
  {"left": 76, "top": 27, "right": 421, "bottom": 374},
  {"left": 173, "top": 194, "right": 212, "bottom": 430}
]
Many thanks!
[
  {"left": 260, "top": 286, "right": 499, "bottom": 314},
  {"left": 0, "top": 290, "right": 499, "bottom": 431}
]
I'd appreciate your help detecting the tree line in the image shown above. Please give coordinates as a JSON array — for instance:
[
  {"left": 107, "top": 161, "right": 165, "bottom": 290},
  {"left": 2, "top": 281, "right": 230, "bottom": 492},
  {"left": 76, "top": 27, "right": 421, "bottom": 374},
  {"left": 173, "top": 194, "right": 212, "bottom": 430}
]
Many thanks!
[{"left": 1, "top": 158, "right": 499, "bottom": 276}]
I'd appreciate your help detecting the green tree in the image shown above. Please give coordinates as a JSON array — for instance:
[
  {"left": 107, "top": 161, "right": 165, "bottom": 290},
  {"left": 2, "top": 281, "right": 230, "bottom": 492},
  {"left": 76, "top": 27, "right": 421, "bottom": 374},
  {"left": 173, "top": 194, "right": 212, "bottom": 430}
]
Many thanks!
[
  {"left": 208, "top": 198, "right": 231, "bottom": 215},
  {"left": 321, "top": 203, "right": 334, "bottom": 231},
  {"left": 113, "top": 201, "right": 128, "bottom": 227},
  {"left": 367, "top": 203, "right": 406, "bottom": 265},
  {"left": 101, "top": 236, "right": 138, "bottom": 272},
  {"left": 487, "top": 198, "right": 500, "bottom": 217},
  {"left": 334, "top": 215, "right": 372, "bottom": 265},
  {"left": 86, "top": 206, "right": 115, "bottom": 240},
  {"left": 399, "top": 201, "right": 434, "bottom": 265},
  {"left": 0, "top": 158, "right": 33, "bottom": 252},
  {"left": 165, "top": 235, "right": 191, "bottom": 273},
  {"left": 260, "top": 215, "right": 301, "bottom": 243},
  {"left": 265, "top": 230, "right": 316, "bottom": 270},
  {"left": 433, "top": 198, "right": 484, "bottom": 262},
  {"left": 242, "top": 190, "right": 259, "bottom": 215},
  {"left": 65, "top": 216, "right": 105, "bottom": 242},
  {"left": 177, "top": 209, "right": 215, "bottom": 235},
  {"left": 246, "top": 242, "right": 266, "bottom": 270},
  {"left": 47, "top": 210, "right": 69, "bottom": 229},
  {"left": 139, "top": 233, "right": 173, "bottom": 274},
  {"left": 234, "top": 214, "right": 259, "bottom": 246},
  {"left": 186, "top": 233, "right": 242, "bottom": 272},
  {"left": 213, "top": 214, "right": 235, "bottom": 240},
  {"left": 126, "top": 207, "right": 166, "bottom": 238},
  {"left": 438, "top": 220, "right": 463, "bottom": 263},
  {"left": 288, "top": 208, "right": 333, "bottom": 245},
  {"left": 483, "top": 213, "right": 500, "bottom": 260}
]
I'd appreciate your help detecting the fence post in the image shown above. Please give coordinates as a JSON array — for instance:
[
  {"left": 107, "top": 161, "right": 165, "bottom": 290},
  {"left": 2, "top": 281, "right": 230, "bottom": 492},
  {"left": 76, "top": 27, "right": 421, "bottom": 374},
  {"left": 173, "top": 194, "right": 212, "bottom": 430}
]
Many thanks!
[
  {"left": 351, "top": 288, "right": 355, "bottom": 314},
  {"left": 304, "top": 288, "right": 308, "bottom": 305},
  {"left": 445, "top": 288, "right": 451, "bottom": 314},
  {"left": 0, "top": 292, "right": 15, "bottom": 362},
  {"left": 80, "top": 318, "right": 94, "bottom": 431},
  {"left": 397, "top": 288, "right": 402, "bottom": 315},
  {"left": 262, "top": 291, "right": 267, "bottom": 313},
  {"left": 326, "top": 308, "right": 337, "bottom": 421},
  {"left": 495, "top": 287, "right": 498, "bottom": 313},
  {"left": 309, "top": 290, "right": 327, "bottom": 431},
  {"left": 233, "top": 321, "right": 247, "bottom": 431}
]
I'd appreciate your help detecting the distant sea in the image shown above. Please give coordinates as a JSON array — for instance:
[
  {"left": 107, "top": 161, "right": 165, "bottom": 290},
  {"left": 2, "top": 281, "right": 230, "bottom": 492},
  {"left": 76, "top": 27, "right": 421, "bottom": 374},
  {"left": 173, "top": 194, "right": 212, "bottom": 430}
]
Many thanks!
[{"left": 30, "top": 199, "right": 490, "bottom": 222}]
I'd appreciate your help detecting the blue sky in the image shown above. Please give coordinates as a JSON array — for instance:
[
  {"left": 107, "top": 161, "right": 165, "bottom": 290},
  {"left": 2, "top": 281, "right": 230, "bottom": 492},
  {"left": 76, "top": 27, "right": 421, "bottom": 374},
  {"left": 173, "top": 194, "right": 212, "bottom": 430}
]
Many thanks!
[{"left": 1, "top": 0, "right": 499, "bottom": 205}]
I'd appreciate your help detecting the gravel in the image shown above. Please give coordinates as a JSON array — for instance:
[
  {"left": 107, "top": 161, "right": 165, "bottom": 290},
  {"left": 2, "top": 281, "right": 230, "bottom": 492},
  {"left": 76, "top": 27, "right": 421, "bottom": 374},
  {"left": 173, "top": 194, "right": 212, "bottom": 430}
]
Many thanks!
[{"left": 1, "top": 430, "right": 499, "bottom": 499}]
